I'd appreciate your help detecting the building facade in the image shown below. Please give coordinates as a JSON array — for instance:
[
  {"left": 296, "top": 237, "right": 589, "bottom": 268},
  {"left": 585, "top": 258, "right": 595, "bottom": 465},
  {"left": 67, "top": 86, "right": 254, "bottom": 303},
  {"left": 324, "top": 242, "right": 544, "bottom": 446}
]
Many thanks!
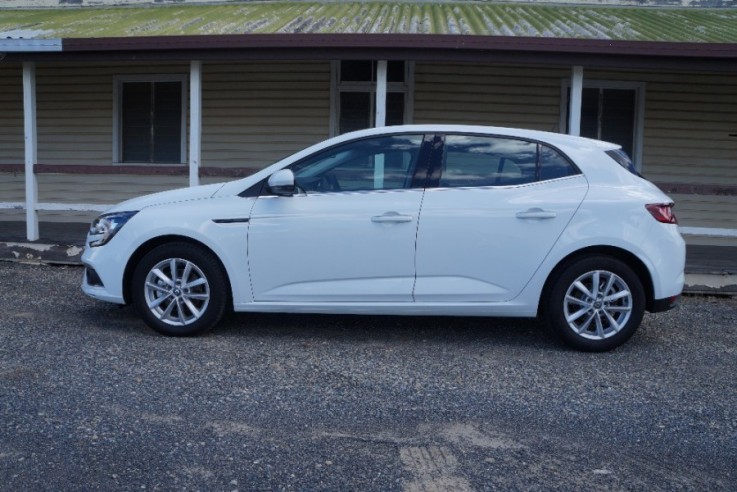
[{"left": 1, "top": 1, "right": 736, "bottom": 245}]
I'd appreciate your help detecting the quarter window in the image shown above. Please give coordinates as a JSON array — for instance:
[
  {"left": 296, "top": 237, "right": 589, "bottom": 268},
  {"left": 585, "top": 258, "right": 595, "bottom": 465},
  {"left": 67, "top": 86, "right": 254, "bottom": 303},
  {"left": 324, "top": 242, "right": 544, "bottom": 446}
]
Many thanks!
[
  {"left": 440, "top": 135, "right": 578, "bottom": 188},
  {"left": 290, "top": 134, "right": 424, "bottom": 193},
  {"left": 115, "top": 77, "right": 186, "bottom": 164}
]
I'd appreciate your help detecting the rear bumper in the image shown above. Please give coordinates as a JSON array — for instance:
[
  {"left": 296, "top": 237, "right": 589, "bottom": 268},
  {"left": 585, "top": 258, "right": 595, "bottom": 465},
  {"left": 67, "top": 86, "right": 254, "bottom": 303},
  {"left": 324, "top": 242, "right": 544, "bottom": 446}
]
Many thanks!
[{"left": 649, "top": 294, "right": 681, "bottom": 313}]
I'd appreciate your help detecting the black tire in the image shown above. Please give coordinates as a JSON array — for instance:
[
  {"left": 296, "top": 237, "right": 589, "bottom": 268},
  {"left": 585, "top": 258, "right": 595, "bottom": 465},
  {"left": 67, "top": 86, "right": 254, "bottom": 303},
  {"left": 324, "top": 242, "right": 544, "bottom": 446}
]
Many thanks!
[
  {"left": 546, "top": 255, "right": 645, "bottom": 352},
  {"left": 131, "top": 242, "right": 229, "bottom": 336}
]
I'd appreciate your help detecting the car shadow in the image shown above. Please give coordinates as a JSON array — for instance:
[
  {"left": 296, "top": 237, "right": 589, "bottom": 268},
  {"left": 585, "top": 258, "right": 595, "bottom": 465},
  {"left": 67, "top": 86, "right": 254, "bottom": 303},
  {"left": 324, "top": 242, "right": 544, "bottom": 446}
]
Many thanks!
[{"left": 213, "top": 311, "right": 565, "bottom": 351}]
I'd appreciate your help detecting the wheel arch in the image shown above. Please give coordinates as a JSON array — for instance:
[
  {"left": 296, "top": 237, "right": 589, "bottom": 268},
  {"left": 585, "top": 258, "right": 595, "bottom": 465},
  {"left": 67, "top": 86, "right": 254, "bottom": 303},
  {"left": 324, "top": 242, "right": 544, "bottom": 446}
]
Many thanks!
[
  {"left": 538, "top": 245, "right": 655, "bottom": 316},
  {"left": 122, "top": 235, "right": 232, "bottom": 307}
]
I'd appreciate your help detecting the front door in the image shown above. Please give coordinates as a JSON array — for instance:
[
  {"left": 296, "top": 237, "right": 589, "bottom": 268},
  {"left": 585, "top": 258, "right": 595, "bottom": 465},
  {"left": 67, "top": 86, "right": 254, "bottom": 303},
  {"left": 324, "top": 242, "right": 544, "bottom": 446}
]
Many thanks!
[{"left": 248, "top": 134, "right": 429, "bottom": 303}]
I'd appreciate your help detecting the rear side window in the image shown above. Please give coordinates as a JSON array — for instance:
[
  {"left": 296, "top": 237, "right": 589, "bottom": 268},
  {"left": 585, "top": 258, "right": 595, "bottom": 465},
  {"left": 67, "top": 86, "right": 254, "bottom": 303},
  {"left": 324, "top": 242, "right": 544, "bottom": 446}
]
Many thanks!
[
  {"left": 605, "top": 148, "right": 640, "bottom": 176},
  {"left": 440, "top": 135, "right": 579, "bottom": 188}
]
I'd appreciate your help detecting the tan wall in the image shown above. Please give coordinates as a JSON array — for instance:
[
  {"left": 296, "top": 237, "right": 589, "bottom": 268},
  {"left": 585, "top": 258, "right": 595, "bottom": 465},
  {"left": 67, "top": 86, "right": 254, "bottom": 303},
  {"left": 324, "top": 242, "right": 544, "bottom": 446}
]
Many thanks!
[
  {"left": 413, "top": 63, "right": 568, "bottom": 131},
  {"left": 202, "top": 62, "right": 330, "bottom": 168}
]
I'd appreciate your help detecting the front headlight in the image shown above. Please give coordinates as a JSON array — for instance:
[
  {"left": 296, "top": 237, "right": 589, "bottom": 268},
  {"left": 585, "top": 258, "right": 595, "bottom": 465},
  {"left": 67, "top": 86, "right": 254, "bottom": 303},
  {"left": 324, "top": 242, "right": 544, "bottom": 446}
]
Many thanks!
[{"left": 88, "top": 211, "right": 138, "bottom": 247}]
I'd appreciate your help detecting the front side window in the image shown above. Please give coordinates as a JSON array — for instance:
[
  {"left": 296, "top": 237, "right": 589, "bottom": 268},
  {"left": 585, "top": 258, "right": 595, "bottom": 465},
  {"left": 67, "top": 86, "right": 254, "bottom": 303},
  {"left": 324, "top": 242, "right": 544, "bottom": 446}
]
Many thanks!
[
  {"left": 440, "top": 135, "right": 579, "bottom": 188},
  {"left": 116, "top": 77, "right": 186, "bottom": 164},
  {"left": 333, "top": 61, "right": 411, "bottom": 135},
  {"left": 290, "top": 134, "right": 424, "bottom": 193}
]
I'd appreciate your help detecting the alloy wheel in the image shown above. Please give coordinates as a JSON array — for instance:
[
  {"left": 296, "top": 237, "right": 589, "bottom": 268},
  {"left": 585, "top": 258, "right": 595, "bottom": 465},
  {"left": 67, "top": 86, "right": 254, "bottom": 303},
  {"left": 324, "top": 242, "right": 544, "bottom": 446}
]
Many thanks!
[
  {"left": 563, "top": 270, "right": 633, "bottom": 340},
  {"left": 143, "top": 258, "right": 211, "bottom": 326}
]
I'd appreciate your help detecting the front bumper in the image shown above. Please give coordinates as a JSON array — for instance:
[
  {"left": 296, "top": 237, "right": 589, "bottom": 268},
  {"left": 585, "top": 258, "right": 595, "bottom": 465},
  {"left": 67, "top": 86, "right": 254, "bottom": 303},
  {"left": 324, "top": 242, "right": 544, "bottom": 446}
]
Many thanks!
[{"left": 80, "top": 243, "right": 127, "bottom": 305}]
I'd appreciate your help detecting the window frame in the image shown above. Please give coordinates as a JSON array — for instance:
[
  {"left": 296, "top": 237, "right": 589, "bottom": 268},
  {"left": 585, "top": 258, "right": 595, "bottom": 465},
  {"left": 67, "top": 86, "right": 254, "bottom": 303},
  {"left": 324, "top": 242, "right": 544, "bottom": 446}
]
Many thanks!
[
  {"left": 329, "top": 61, "right": 414, "bottom": 137},
  {"left": 112, "top": 74, "right": 188, "bottom": 165},
  {"left": 559, "top": 79, "right": 645, "bottom": 172}
]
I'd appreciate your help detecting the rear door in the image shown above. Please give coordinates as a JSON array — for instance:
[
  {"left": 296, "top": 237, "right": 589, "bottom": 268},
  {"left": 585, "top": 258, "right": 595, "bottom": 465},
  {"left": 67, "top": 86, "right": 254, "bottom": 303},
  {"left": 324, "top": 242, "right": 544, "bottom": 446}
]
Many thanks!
[{"left": 414, "top": 133, "right": 589, "bottom": 302}]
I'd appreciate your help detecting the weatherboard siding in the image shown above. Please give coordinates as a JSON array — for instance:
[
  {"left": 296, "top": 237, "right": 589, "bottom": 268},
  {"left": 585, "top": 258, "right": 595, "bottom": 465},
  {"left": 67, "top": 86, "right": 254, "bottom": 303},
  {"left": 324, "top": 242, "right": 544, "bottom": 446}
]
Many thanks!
[
  {"left": 413, "top": 63, "right": 567, "bottom": 132},
  {"left": 201, "top": 62, "right": 330, "bottom": 169}
]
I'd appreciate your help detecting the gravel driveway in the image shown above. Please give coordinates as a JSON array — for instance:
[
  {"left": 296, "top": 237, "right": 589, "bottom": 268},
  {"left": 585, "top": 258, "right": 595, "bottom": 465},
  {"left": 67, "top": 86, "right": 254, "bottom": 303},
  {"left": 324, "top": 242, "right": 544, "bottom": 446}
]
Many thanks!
[{"left": 1, "top": 262, "right": 736, "bottom": 491}]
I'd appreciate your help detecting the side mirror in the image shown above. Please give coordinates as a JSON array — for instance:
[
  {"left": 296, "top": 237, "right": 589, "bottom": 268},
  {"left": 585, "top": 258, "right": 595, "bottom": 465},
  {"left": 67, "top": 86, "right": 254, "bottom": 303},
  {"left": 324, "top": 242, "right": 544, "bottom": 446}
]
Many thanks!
[{"left": 267, "top": 169, "right": 297, "bottom": 197}]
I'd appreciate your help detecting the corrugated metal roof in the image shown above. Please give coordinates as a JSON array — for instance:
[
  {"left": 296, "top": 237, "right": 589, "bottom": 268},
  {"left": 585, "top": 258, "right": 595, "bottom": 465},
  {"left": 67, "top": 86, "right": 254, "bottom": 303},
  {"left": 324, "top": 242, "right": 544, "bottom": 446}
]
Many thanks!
[{"left": 0, "top": 2, "right": 736, "bottom": 43}]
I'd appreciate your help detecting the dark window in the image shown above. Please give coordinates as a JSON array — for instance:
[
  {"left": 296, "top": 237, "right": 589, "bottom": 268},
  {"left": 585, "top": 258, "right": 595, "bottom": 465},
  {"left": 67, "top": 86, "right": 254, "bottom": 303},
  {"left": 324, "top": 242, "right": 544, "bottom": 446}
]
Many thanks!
[
  {"left": 605, "top": 148, "right": 639, "bottom": 176},
  {"left": 121, "top": 81, "right": 182, "bottom": 163},
  {"left": 539, "top": 145, "right": 578, "bottom": 181},
  {"left": 567, "top": 87, "right": 637, "bottom": 158},
  {"left": 339, "top": 92, "right": 371, "bottom": 135},
  {"left": 290, "top": 134, "right": 423, "bottom": 193},
  {"left": 339, "top": 60, "right": 405, "bottom": 83},
  {"left": 440, "top": 135, "right": 578, "bottom": 188},
  {"left": 336, "top": 61, "right": 407, "bottom": 135}
]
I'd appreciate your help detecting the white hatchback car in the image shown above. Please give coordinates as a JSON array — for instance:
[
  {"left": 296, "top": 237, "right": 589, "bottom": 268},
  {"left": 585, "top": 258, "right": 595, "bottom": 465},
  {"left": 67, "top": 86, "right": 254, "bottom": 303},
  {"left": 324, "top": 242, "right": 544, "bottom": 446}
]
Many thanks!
[{"left": 82, "top": 125, "right": 685, "bottom": 351}]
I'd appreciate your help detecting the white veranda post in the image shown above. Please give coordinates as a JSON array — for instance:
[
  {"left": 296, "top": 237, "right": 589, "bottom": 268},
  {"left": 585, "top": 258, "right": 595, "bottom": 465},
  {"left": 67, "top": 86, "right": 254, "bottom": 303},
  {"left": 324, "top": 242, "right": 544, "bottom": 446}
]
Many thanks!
[
  {"left": 568, "top": 65, "right": 583, "bottom": 137},
  {"left": 374, "top": 60, "right": 388, "bottom": 189},
  {"left": 23, "top": 61, "right": 39, "bottom": 241},
  {"left": 189, "top": 60, "right": 202, "bottom": 188}
]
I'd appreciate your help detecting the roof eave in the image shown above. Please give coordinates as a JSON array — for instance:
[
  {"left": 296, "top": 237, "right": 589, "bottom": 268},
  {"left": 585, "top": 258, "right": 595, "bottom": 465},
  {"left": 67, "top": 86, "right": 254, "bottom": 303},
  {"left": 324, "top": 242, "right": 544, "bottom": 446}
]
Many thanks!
[
  {"left": 60, "top": 33, "right": 737, "bottom": 59},
  {"left": 4, "top": 34, "right": 737, "bottom": 73}
]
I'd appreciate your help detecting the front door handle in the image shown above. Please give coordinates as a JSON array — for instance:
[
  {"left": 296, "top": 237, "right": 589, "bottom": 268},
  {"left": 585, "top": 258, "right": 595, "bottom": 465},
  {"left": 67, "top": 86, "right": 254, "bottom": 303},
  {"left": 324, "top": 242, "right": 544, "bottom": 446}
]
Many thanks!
[
  {"left": 371, "top": 212, "right": 414, "bottom": 224},
  {"left": 516, "top": 208, "right": 557, "bottom": 220}
]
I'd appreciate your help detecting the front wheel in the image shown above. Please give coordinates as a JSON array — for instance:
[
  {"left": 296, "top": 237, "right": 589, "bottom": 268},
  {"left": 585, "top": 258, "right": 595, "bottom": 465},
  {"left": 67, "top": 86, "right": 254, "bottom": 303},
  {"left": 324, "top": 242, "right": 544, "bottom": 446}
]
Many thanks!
[
  {"left": 131, "top": 242, "right": 229, "bottom": 336},
  {"left": 546, "top": 256, "right": 645, "bottom": 352}
]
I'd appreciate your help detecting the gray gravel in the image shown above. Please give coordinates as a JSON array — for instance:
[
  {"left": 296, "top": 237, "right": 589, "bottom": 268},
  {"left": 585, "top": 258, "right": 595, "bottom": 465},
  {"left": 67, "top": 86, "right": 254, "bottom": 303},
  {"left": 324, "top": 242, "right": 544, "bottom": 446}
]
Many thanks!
[{"left": 1, "top": 261, "right": 736, "bottom": 491}]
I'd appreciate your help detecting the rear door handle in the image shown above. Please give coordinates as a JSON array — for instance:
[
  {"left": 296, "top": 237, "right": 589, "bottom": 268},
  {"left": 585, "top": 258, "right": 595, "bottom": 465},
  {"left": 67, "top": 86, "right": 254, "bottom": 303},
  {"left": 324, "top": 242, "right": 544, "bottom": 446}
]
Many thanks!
[
  {"left": 516, "top": 208, "right": 557, "bottom": 220},
  {"left": 371, "top": 212, "right": 414, "bottom": 223}
]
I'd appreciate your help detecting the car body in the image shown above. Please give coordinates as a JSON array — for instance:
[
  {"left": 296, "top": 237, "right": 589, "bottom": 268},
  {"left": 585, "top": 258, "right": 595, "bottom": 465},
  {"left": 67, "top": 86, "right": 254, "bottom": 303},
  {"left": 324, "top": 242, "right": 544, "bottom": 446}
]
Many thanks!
[{"left": 81, "top": 125, "right": 685, "bottom": 351}]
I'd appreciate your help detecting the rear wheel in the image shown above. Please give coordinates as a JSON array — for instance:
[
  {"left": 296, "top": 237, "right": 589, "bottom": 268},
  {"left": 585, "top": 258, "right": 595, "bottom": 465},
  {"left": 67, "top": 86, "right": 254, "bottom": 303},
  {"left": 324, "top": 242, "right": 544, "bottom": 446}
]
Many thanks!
[
  {"left": 132, "top": 242, "right": 229, "bottom": 336},
  {"left": 546, "top": 256, "right": 645, "bottom": 351}
]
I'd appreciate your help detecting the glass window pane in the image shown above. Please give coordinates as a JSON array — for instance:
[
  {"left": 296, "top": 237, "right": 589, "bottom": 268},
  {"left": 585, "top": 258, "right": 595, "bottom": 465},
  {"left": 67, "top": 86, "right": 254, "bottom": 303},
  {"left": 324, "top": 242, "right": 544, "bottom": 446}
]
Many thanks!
[
  {"left": 340, "top": 60, "right": 373, "bottom": 82},
  {"left": 291, "top": 135, "right": 423, "bottom": 192},
  {"left": 579, "top": 87, "right": 600, "bottom": 140},
  {"left": 441, "top": 135, "right": 537, "bottom": 187},
  {"left": 122, "top": 82, "right": 152, "bottom": 163},
  {"left": 601, "top": 89, "right": 636, "bottom": 157},
  {"left": 152, "top": 81, "right": 182, "bottom": 164},
  {"left": 539, "top": 145, "right": 578, "bottom": 181},
  {"left": 339, "top": 92, "right": 372, "bottom": 134},
  {"left": 387, "top": 61, "right": 405, "bottom": 82},
  {"left": 386, "top": 92, "right": 404, "bottom": 126},
  {"left": 122, "top": 80, "right": 182, "bottom": 164}
]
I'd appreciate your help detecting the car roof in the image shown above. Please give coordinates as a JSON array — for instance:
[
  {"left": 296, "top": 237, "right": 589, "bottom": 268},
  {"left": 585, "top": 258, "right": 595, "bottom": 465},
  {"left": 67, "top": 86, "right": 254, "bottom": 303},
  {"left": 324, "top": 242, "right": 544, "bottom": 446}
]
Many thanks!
[{"left": 334, "top": 124, "right": 621, "bottom": 152}]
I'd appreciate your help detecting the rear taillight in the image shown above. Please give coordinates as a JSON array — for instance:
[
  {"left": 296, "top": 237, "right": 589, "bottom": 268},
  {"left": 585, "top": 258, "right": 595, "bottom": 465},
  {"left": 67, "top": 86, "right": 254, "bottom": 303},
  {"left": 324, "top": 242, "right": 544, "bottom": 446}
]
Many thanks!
[{"left": 646, "top": 203, "right": 677, "bottom": 224}]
